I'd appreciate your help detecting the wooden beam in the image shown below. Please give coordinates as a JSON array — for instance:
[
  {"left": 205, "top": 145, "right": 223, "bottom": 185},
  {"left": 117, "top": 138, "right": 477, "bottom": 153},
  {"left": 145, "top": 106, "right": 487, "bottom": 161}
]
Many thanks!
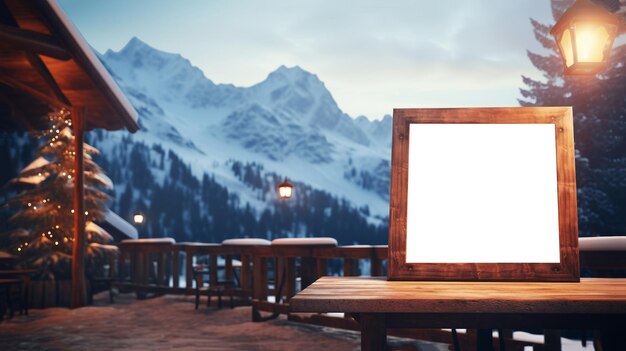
[
  {"left": 37, "top": 1, "right": 139, "bottom": 133},
  {"left": 25, "top": 52, "right": 71, "bottom": 106},
  {"left": 0, "top": 24, "right": 71, "bottom": 60},
  {"left": 71, "top": 106, "right": 86, "bottom": 309},
  {"left": 0, "top": 75, "right": 69, "bottom": 110}
]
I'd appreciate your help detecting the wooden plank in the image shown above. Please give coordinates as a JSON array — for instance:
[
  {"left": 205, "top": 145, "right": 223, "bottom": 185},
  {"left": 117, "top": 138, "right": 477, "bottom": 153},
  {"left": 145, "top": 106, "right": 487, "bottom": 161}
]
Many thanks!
[
  {"left": 185, "top": 248, "right": 193, "bottom": 289},
  {"left": 209, "top": 254, "right": 218, "bottom": 286},
  {"left": 343, "top": 259, "right": 355, "bottom": 276},
  {"left": 240, "top": 254, "right": 251, "bottom": 295},
  {"left": 172, "top": 250, "right": 179, "bottom": 289},
  {"left": 316, "top": 258, "right": 327, "bottom": 277},
  {"left": 285, "top": 258, "right": 296, "bottom": 301},
  {"left": 70, "top": 106, "right": 86, "bottom": 308},
  {"left": 371, "top": 257, "right": 383, "bottom": 276},
  {"left": 0, "top": 24, "right": 71, "bottom": 60},
  {"left": 253, "top": 256, "right": 267, "bottom": 300},
  {"left": 300, "top": 257, "right": 317, "bottom": 289},
  {"left": 225, "top": 255, "right": 233, "bottom": 284},
  {"left": 0, "top": 75, "right": 68, "bottom": 110},
  {"left": 291, "top": 276, "right": 626, "bottom": 314}
]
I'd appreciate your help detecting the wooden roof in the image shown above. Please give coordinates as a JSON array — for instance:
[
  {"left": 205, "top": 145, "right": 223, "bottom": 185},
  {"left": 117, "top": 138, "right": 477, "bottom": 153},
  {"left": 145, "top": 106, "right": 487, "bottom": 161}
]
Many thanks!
[{"left": 0, "top": 0, "right": 138, "bottom": 132}]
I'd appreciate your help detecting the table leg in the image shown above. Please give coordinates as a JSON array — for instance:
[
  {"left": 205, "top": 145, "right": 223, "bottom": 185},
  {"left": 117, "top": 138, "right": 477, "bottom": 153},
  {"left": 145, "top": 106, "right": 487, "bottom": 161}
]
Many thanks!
[
  {"left": 360, "top": 313, "right": 386, "bottom": 351},
  {"left": 477, "top": 329, "right": 494, "bottom": 351},
  {"left": 544, "top": 330, "right": 561, "bottom": 351},
  {"left": 598, "top": 330, "right": 626, "bottom": 350}
]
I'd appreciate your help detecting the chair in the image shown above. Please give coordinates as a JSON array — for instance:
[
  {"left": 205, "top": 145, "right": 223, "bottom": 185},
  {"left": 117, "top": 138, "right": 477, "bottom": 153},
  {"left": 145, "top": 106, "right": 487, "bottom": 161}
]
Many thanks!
[
  {"left": 194, "top": 238, "right": 271, "bottom": 309},
  {"left": 0, "top": 278, "right": 24, "bottom": 320},
  {"left": 252, "top": 237, "right": 337, "bottom": 322}
]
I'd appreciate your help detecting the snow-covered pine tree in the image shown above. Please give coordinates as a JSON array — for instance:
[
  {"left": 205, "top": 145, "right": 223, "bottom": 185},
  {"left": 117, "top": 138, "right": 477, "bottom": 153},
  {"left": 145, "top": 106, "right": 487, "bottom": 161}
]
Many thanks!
[
  {"left": 4, "top": 108, "right": 116, "bottom": 279},
  {"left": 519, "top": 0, "right": 626, "bottom": 235}
]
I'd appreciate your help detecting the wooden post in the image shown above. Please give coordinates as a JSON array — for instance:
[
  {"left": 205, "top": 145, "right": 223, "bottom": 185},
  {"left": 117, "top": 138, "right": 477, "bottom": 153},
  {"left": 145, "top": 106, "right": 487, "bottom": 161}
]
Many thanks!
[
  {"left": 172, "top": 249, "right": 180, "bottom": 289},
  {"left": 300, "top": 257, "right": 317, "bottom": 289},
  {"left": 185, "top": 247, "right": 193, "bottom": 290},
  {"left": 240, "top": 254, "right": 251, "bottom": 295},
  {"left": 71, "top": 106, "right": 86, "bottom": 308},
  {"left": 360, "top": 313, "right": 386, "bottom": 351},
  {"left": 253, "top": 256, "right": 267, "bottom": 301}
]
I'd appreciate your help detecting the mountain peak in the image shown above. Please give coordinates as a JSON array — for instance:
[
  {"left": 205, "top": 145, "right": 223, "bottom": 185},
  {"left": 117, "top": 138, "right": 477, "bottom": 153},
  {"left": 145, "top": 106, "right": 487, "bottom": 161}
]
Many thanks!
[
  {"left": 265, "top": 65, "right": 320, "bottom": 85},
  {"left": 127, "top": 36, "right": 148, "bottom": 47},
  {"left": 116, "top": 37, "right": 174, "bottom": 58},
  {"left": 274, "top": 64, "right": 307, "bottom": 75}
]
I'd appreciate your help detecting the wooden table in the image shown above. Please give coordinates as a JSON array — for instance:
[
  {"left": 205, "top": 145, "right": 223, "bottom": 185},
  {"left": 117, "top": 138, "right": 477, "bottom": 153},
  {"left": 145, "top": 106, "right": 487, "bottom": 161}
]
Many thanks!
[{"left": 290, "top": 276, "right": 626, "bottom": 351}]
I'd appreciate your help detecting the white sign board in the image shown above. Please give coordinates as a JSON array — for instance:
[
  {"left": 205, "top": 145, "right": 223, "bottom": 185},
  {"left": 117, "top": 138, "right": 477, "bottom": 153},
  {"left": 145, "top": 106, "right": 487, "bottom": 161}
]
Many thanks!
[{"left": 405, "top": 124, "right": 560, "bottom": 263}]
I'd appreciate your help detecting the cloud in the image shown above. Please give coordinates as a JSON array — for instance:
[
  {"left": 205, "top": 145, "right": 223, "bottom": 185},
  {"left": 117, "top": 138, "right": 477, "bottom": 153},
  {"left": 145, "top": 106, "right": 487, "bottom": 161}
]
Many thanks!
[{"left": 59, "top": 0, "right": 555, "bottom": 119}]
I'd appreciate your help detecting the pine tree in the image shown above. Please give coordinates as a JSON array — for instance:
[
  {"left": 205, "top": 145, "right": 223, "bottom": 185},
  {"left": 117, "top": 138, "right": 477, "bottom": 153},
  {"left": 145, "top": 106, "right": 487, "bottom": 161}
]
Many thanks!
[
  {"left": 520, "top": 0, "right": 626, "bottom": 235},
  {"left": 4, "top": 108, "right": 116, "bottom": 279}
]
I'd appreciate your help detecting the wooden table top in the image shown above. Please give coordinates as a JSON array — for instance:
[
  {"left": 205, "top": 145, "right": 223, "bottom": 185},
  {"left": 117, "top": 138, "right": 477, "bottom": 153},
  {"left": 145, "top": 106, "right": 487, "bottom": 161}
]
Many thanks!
[{"left": 290, "top": 276, "right": 626, "bottom": 314}]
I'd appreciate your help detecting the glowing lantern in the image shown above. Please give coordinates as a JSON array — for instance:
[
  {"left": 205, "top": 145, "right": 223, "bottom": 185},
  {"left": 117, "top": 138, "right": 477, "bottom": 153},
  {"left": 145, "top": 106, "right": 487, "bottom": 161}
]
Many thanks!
[
  {"left": 551, "top": 0, "right": 620, "bottom": 75},
  {"left": 277, "top": 180, "right": 294, "bottom": 199},
  {"left": 133, "top": 212, "right": 145, "bottom": 225}
]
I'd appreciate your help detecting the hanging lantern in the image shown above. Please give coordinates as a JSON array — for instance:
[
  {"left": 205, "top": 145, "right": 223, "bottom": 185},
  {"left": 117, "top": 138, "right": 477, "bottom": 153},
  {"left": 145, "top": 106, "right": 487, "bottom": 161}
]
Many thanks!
[
  {"left": 551, "top": 0, "right": 620, "bottom": 75},
  {"left": 277, "top": 180, "right": 294, "bottom": 199}
]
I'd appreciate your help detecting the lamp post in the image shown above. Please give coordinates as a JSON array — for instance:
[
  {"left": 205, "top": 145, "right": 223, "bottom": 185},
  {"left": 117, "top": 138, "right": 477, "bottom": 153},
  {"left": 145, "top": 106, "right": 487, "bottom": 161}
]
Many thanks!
[
  {"left": 132, "top": 211, "right": 146, "bottom": 237},
  {"left": 133, "top": 211, "right": 145, "bottom": 225},
  {"left": 551, "top": 0, "right": 620, "bottom": 75},
  {"left": 277, "top": 179, "right": 294, "bottom": 199}
]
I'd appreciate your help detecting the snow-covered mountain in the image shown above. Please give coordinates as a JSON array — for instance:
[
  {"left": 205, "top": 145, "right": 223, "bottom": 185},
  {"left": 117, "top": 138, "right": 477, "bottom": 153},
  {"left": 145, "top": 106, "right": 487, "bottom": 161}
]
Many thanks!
[{"left": 100, "top": 37, "right": 392, "bottom": 220}]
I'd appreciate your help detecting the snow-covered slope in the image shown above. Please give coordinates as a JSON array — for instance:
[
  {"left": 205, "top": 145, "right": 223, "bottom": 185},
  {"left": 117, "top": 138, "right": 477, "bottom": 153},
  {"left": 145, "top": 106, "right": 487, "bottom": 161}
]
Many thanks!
[{"left": 100, "top": 37, "right": 392, "bottom": 219}]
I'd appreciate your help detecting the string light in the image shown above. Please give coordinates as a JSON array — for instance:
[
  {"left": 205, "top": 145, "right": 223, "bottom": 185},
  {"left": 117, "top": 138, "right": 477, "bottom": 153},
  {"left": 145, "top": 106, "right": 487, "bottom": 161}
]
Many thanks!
[{"left": 14, "top": 108, "right": 107, "bottom": 257}]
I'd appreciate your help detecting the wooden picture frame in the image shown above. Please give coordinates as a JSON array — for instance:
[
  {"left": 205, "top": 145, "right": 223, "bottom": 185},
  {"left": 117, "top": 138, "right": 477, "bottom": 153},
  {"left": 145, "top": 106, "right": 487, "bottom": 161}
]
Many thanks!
[{"left": 388, "top": 107, "right": 579, "bottom": 281}]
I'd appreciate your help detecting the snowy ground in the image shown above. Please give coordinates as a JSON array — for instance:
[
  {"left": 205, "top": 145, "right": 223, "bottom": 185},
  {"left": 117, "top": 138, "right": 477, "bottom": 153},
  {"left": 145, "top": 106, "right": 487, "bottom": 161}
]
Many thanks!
[
  {"left": 0, "top": 292, "right": 445, "bottom": 351},
  {"left": 0, "top": 292, "right": 595, "bottom": 351}
]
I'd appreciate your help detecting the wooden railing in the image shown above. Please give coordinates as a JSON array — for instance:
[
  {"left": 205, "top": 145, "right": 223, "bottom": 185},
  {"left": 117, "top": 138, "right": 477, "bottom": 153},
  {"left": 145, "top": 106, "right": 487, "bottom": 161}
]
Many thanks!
[
  {"left": 113, "top": 239, "right": 625, "bottom": 351},
  {"left": 115, "top": 241, "right": 388, "bottom": 300}
]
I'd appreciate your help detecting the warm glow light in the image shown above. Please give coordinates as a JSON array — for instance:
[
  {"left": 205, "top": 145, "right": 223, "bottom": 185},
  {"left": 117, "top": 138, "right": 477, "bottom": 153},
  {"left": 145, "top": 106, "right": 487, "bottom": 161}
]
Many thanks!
[
  {"left": 133, "top": 213, "right": 145, "bottom": 225},
  {"left": 277, "top": 180, "right": 294, "bottom": 199},
  {"left": 551, "top": 0, "right": 619, "bottom": 75},
  {"left": 575, "top": 23, "right": 610, "bottom": 62}
]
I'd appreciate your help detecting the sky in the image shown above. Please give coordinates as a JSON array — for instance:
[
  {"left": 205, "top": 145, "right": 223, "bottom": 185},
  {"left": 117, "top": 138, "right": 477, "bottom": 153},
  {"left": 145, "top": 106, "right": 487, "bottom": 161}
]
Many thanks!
[{"left": 57, "top": 0, "right": 555, "bottom": 120}]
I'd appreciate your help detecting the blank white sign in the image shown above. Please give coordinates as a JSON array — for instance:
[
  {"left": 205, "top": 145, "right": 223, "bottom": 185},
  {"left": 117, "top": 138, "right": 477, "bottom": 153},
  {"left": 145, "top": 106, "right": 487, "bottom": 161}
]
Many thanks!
[{"left": 405, "top": 124, "right": 560, "bottom": 263}]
